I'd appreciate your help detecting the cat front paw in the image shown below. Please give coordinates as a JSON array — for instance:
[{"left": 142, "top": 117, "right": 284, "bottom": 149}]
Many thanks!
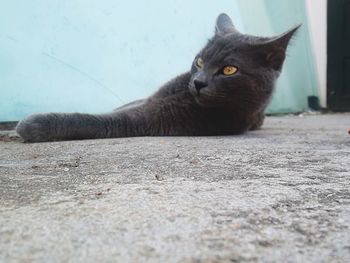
[{"left": 16, "top": 113, "right": 53, "bottom": 142}]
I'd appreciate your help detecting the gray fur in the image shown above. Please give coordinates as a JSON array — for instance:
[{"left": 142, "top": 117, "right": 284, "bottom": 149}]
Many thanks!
[{"left": 16, "top": 13, "right": 300, "bottom": 142}]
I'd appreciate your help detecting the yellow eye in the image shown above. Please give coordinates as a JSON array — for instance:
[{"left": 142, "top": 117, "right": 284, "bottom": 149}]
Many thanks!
[
  {"left": 196, "top": 58, "right": 204, "bottom": 68},
  {"left": 222, "top": 66, "right": 238, "bottom": 76}
]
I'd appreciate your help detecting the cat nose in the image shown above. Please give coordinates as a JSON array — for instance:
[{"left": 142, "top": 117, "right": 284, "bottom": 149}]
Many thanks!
[{"left": 194, "top": 79, "right": 208, "bottom": 93}]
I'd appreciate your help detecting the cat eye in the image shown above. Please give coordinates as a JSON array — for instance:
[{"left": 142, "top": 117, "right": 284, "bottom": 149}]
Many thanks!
[
  {"left": 222, "top": 66, "right": 238, "bottom": 76},
  {"left": 196, "top": 58, "right": 204, "bottom": 68}
]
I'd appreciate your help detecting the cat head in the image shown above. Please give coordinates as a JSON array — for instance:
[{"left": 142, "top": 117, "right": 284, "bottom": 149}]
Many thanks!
[{"left": 189, "top": 13, "right": 300, "bottom": 113}]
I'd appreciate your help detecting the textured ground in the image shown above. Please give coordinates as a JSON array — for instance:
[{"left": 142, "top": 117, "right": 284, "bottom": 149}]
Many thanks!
[{"left": 0, "top": 114, "right": 350, "bottom": 263}]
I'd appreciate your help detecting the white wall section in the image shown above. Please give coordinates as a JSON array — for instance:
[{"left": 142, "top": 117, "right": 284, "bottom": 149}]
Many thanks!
[{"left": 306, "top": 0, "right": 328, "bottom": 107}]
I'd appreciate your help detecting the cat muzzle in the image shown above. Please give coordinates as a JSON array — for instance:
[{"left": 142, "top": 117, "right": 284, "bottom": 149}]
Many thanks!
[{"left": 194, "top": 79, "right": 208, "bottom": 94}]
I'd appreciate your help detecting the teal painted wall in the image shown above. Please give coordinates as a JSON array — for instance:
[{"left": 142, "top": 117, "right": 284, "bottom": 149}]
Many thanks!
[
  {"left": 0, "top": 0, "right": 317, "bottom": 121},
  {"left": 238, "top": 0, "right": 319, "bottom": 113}
]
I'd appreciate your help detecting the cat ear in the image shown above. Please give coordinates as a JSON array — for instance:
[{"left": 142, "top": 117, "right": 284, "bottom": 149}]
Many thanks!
[
  {"left": 259, "top": 25, "right": 301, "bottom": 71},
  {"left": 215, "top": 13, "right": 238, "bottom": 35},
  {"left": 266, "top": 25, "right": 301, "bottom": 51}
]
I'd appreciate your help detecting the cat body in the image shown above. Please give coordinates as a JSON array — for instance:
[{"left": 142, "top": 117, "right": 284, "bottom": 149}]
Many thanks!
[{"left": 16, "top": 14, "right": 299, "bottom": 142}]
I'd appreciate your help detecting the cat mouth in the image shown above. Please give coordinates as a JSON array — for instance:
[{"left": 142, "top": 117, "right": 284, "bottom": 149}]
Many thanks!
[
  {"left": 189, "top": 84, "right": 206, "bottom": 105},
  {"left": 189, "top": 83, "right": 199, "bottom": 97},
  {"left": 189, "top": 83, "right": 209, "bottom": 98},
  {"left": 189, "top": 83, "right": 222, "bottom": 108},
  {"left": 190, "top": 88, "right": 218, "bottom": 107}
]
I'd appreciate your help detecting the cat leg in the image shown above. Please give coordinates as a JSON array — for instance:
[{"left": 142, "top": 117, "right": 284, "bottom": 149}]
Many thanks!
[
  {"left": 249, "top": 112, "right": 265, "bottom": 131},
  {"left": 16, "top": 110, "right": 146, "bottom": 142}
]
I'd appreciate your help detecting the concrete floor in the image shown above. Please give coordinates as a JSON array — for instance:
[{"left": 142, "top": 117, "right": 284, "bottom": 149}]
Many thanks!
[{"left": 0, "top": 113, "right": 350, "bottom": 263}]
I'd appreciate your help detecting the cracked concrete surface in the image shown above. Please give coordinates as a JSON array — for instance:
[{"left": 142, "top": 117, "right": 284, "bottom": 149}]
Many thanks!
[{"left": 0, "top": 114, "right": 350, "bottom": 263}]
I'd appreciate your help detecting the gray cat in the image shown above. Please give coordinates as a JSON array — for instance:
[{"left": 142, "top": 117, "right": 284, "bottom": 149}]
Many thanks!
[{"left": 16, "top": 14, "right": 299, "bottom": 142}]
